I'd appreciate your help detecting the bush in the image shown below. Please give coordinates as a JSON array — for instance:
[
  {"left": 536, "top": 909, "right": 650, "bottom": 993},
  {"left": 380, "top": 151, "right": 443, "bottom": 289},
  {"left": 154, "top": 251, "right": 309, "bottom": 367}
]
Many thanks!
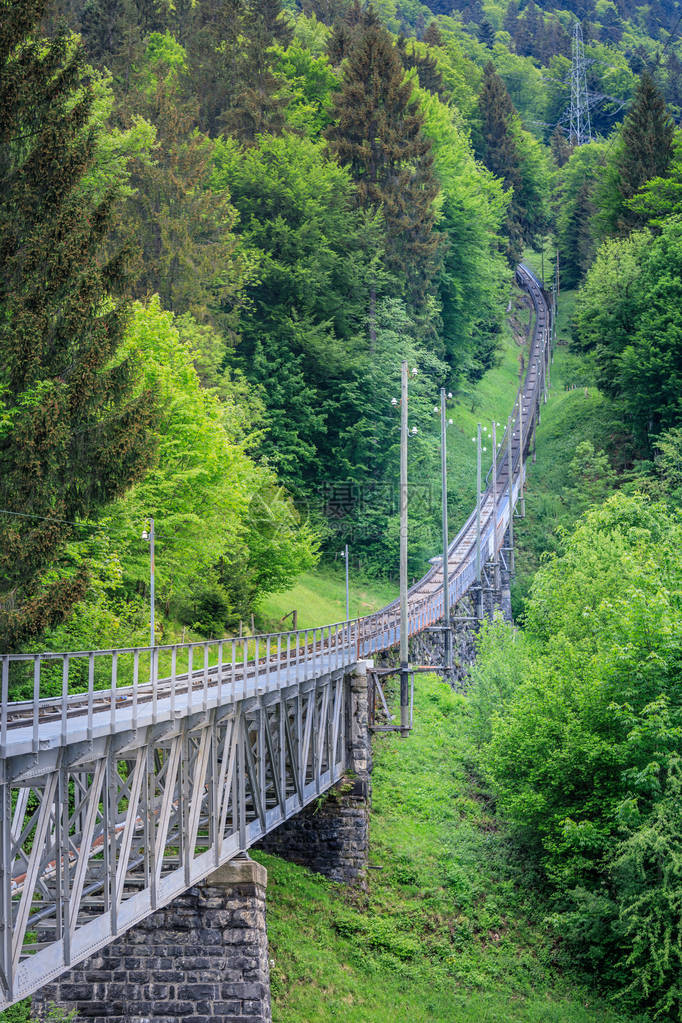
[{"left": 471, "top": 493, "right": 682, "bottom": 1017}]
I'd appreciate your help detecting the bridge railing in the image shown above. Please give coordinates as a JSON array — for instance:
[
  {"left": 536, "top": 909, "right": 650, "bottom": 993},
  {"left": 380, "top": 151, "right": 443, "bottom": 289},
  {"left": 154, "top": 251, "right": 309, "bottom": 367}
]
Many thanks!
[{"left": 1, "top": 618, "right": 362, "bottom": 756}]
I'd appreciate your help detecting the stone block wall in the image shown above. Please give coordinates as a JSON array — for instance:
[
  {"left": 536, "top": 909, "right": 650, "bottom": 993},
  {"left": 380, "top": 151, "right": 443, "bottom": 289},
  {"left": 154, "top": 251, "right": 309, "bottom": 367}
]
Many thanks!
[{"left": 33, "top": 857, "right": 271, "bottom": 1023}]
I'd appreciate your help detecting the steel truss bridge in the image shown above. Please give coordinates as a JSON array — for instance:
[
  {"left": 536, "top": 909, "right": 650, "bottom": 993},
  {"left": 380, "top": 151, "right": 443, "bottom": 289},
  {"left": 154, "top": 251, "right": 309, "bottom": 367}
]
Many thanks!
[{"left": 0, "top": 266, "right": 550, "bottom": 1009}]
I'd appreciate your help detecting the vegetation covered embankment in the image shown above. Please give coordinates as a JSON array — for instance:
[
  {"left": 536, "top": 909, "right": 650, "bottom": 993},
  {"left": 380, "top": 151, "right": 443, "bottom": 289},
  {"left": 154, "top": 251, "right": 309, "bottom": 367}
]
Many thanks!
[{"left": 256, "top": 671, "right": 633, "bottom": 1023}]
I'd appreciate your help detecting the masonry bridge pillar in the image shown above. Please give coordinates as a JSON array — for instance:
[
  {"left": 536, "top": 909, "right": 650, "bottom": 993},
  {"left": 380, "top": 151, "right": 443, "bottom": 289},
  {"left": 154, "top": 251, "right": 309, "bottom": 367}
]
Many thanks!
[
  {"left": 34, "top": 855, "right": 271, "bottom": 1023},
  {"left": 257, "top": 658, "right": 372, "bottom": 886}
]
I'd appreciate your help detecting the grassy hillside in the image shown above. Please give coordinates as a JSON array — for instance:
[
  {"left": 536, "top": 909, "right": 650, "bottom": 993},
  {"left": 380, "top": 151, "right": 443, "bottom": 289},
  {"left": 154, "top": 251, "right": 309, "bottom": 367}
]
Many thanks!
[
  {"left": 256, "top": 676, "right": 638, "bottom": 1023},
  {"left": 257, "top": 569, "right": 397, "bottom": 631}
]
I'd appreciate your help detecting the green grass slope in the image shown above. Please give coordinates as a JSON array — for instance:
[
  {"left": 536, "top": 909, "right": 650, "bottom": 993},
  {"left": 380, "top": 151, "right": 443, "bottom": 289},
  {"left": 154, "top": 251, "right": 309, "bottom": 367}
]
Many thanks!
[
  {"left": 256, "top": 677, "right": 636, "bottom": 1023},
  {"left": 257, "top": 568, "right": 398, "bottom": 631}
]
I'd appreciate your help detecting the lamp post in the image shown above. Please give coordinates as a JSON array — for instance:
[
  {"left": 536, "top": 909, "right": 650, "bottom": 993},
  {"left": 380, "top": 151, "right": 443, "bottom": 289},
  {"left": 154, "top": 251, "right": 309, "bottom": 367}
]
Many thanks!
[
  {"left": 340, "top": 544, "right": 350, "bottom": 621},
  {"left": 142, "top": 517, "right": 155, "bottom": 648},
  {"left": 394, "top": 361, "right": 418, "bottom": 736},
  {"left": 439, "top": 388, "right": 453, "bottom": 673}
]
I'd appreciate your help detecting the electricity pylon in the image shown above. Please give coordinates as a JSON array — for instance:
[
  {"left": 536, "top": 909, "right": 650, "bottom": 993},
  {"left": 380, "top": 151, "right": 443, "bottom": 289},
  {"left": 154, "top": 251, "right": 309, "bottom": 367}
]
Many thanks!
[{"left": 569, "top": 22, "right": 592, "bottom": 145}]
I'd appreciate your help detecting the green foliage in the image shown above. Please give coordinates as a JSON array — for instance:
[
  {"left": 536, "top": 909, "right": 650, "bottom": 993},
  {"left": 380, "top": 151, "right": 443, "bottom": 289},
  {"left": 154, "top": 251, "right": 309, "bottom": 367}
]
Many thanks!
[
  {"left": 110, "top": 299, "right": 318, "bottom": 624},
  {"left": 327, "top": 20, "right": 439, "bottom": 309},
  {"left": 474, "top": 493, "right": 682, "bottom": 1017},
  {"left": 555, "top": 142, "right": 606, "bottom": 288},
  {"left": 419, "top": 86, "right": 510, "bottom": 378},
  {"left": 474, "top": 62, "right": 549, "bottom": 263},
  {"left": 595, "top": 72, "right": 675, "bottom": 238},
  {"left": 575, "top": 219, "right": 682, "bottom": 449},
  {"left": 468, "top": 614, "right": 531, "bottom": 746},
  {"left": 212, "top": 130, "right": 372, "bottom": 496},
  {"left": 0, "top": 2, "right": 157, "bottom": 649},
  {"left": 256, "top": 674, "right": 632, "bottom": 1022},
  {"left": 119, "top": 32, "right": 254, "bottom": 327}
]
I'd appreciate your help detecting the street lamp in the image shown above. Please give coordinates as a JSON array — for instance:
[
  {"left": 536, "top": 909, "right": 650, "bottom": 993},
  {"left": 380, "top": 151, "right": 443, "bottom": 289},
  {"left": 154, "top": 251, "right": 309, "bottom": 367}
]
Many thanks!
[
  {"left": 142, "top": 517, "right": 155, "bottom": 648},
  {"left": 393, "top": 360, "right": 418, "bottom": 736},
  {"left": 339, "top": 544, "right": 350, "bottom": 621},
  {"left": 438, "top": 387, "right": 451, "bottom": 673}
]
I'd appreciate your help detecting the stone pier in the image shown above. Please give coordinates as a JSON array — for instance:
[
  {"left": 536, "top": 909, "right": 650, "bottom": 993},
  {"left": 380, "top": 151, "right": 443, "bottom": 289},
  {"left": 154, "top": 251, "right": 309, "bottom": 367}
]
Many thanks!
[
  {"left": 34, "top": 856, "right": 271, "bottom": 1023},
  {"left": 258, "top": 660, "right": 372, "bottom": 886}
]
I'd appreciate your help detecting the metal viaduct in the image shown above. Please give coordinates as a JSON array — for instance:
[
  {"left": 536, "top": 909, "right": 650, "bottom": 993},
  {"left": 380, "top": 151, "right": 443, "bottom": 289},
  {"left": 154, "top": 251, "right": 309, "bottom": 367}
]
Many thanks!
[{"left": 0, "top": 265, "right": 551, "bottom": 1016}]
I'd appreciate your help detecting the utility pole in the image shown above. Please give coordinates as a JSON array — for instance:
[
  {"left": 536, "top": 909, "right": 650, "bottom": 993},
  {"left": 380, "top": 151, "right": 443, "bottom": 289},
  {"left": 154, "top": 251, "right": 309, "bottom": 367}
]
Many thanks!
[
  {"left": 475, "top": 423, "right": 482, "bottom": 582},
  {"left": 541, "top": 240, "right": 545, "bottom": 286},
  {"left": 344, "top": 544, "right": 349, "bottom": 622},
  {"left": 440, "top": 388, "right": 451, "bottom": 674},
  {"left": 142, "top": 517, "right": 155, "bottom": 648},
  {"left": 492, "top": 421, "right": 499, "bottom": 590},
  {"left": 507, "top": 415, "right": 515, "bottom": 576},
  {"left": 400, "top": 360, "right": 409, "bottom": 736}
]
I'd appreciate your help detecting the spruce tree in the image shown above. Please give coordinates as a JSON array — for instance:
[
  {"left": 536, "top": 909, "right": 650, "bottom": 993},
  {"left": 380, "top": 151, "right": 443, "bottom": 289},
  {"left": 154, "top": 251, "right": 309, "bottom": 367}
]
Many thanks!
[
  {"left": 119, "top": 34, "right": 247, "bottom": 326},
  {"left": 550, "top": 123, "right": 571, "bottom": 168},
  {"left": 327, "top": 20, "right": 439, "bottom": 307},
  {"left": 396, "top": 37, "right": 445, "bottom": 97},
  {"left": 615, "top": 71, "right": 674, "bottom": 232},
  {"left": 223, "top": 0, "right": 293, "bottom": 143},
  {"left": 478, "top": 18, "right": 496, "bottom": 48},
  {"left": 476, "top": 62, "right": 525, "bottom": 263},
  {"left": 0, "top": 0, "right": 156, "bottom": 648},
  {"left": 423, "top": 22, "right": 443, "bottom": 47}
]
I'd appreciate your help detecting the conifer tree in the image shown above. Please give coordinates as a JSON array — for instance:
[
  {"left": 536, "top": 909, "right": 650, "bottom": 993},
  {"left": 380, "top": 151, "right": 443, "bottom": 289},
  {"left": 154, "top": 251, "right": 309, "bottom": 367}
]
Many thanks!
[
  {"left": 223, "top": 0, "right": 293, "bottom": 143},
  {"left": 476, "top": 62, "right": 525, "bottom": 263},
  {"left": 550, "top": 123, "right": 571, "bottom": 168},
  {"left": 120, "top": 33, "right": 249, "bottom": 326},
  {"left": 423, "top": 22, "right": 443, "bottom": 47},
  {"left": 327, "top": 20, "right": 439, "bottom": 307},
  {"left": 615, "top": 71, "right": 674, "bottom": 232},
  {"left": 0, "top": 0, "right": 156, "bottom": 648},
  {"left": 478, "top": 18, "right": 495, "bottom": 48},
  {"left": 396, "top": 36, "right": 445, "bottom": 97},
  {"left": 185, "top": 0, "right": 243, "bottom": 135}
]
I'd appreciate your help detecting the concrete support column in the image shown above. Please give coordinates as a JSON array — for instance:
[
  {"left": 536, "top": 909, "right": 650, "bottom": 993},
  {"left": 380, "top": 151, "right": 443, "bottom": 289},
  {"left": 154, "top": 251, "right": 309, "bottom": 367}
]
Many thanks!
[
  {"left": 33, "top": 855, "right": 271, "bottom": 1023},
  {"left": 258, "top": 663, "right": 372, "bottom": 887}
]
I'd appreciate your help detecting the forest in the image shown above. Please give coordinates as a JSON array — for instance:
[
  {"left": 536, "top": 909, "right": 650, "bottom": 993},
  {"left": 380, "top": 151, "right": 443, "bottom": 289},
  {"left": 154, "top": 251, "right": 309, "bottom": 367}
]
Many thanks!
[{"left": 2, "top": 0, "right": 682, "bottom": 1016}]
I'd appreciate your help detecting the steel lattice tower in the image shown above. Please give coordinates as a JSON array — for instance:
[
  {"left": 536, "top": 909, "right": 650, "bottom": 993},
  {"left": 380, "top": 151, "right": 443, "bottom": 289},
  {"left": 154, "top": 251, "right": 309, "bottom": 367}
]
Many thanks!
[{"left": 569, "top": 22, "right": 592, "bottom": 145}]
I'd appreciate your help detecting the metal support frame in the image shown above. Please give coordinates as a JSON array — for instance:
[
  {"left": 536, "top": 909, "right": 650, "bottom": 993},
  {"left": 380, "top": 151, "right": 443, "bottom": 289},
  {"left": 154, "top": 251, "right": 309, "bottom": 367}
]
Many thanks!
[{"left": 1, "top": 671, "right": 346, "bottom": 1009}]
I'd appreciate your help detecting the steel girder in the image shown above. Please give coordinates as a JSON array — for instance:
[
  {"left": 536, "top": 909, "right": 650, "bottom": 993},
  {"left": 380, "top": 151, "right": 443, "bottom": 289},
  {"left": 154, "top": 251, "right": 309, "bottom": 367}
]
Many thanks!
[{"left": 0, "top": 669, "right": 347, "bottom": 1009}]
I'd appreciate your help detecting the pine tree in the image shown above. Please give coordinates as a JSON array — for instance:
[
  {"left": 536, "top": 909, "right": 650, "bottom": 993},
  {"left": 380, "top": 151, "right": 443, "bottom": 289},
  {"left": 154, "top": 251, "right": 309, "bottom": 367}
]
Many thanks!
[
  {"left": 327, "top": 20, "right": 439, "bottom": 307},
  {"left": 478, "top": 18, "right": 495, "bottom": 48},
  {"left": 0, "top": 0, "right": 156, "bottom": 648},
  {"left": 550, "top": 123, "right": 571, "bottom": 168},
  {"left": 223, "top": 0, "right": 293, "bottom": 143},
  {"left": 423, "top": 22, "right": 443, "bottom": 47},
  {"left": 615, "top": 71, "right": 674, "bottom": 231},
  {"left": 476, "top": 62, "right": 525, "bottom": 263}
]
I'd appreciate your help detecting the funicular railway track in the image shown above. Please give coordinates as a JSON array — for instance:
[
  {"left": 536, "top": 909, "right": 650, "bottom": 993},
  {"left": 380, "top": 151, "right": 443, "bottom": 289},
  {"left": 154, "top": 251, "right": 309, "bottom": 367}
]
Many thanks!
[{"left": 0, "top": 265, "right": 550, "bottom": 1008}]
